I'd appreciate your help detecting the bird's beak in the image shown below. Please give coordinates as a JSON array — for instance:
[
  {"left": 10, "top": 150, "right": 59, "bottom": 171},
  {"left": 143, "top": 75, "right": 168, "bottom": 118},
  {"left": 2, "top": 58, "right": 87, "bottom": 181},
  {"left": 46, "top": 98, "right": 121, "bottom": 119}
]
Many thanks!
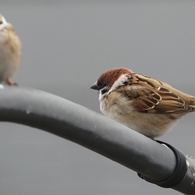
[{"left": 90, "top": 82, "right": 101, "bottom": 90}]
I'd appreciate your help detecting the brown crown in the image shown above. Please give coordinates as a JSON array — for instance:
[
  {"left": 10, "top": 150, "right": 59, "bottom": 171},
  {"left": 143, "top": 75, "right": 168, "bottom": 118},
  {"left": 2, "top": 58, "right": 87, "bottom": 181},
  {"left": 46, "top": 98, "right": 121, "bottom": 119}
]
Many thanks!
[{"left": 97, "top": 67, "right": 132, "bottom": 88}]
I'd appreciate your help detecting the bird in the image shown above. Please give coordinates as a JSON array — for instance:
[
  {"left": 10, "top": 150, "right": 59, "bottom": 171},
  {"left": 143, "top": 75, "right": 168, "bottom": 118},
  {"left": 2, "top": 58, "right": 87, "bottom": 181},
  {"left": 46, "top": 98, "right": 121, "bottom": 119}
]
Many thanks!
[
  {"left": 90, "top": 67, "right": 195, "bottom": 138},
  {"left": 0, "top": 14, "right": 21, "bottom": 85}
]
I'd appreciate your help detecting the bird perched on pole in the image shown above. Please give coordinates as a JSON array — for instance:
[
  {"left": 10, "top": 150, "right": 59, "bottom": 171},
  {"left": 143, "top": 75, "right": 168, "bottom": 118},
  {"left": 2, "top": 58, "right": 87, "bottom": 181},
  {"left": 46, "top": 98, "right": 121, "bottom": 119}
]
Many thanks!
[
  {"left": 0, "top": 14, "right": 21, "bottom": 85},
  {"left": 91, "top": 67, "right": 195, "bottom": 139}
]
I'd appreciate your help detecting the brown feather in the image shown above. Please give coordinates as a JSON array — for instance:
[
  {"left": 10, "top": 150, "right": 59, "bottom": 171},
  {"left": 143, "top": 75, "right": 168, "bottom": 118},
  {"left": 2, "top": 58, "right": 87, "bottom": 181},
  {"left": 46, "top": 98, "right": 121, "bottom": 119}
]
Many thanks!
[{"left": 117, "top": 73, "right": 195, "bottom": 113}]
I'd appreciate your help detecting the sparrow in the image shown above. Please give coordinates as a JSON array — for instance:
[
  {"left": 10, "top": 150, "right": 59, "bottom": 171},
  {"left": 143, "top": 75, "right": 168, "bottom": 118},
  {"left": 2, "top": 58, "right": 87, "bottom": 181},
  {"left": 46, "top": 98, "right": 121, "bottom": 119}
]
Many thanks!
[
  {"left": 0, "top": 14, "right": 21, "bottom": 85},
  {"left": 90, "top": 67, "right": 195, "bottom": 138}
]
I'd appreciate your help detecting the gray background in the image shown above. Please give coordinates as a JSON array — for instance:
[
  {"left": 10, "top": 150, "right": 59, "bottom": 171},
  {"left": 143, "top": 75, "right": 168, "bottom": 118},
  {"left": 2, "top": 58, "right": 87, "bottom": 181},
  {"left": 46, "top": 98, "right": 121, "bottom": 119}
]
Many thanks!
[{"left": 1, "top": 1, "right": 195, "bottom": 194}]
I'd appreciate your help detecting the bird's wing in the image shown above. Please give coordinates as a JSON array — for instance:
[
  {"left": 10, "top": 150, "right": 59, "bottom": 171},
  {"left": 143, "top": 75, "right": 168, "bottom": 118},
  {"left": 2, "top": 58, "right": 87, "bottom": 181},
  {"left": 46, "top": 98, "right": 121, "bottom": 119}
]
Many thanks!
[{"left": 120, "top": 74, "right": 193, "bottom": 113}]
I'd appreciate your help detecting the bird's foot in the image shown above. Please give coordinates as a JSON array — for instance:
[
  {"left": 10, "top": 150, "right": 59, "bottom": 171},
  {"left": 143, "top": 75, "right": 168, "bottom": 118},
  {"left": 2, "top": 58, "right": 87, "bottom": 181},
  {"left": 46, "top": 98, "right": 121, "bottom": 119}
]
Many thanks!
[{"left": 5, "top": 78, "right": 18, "bottom": 86}]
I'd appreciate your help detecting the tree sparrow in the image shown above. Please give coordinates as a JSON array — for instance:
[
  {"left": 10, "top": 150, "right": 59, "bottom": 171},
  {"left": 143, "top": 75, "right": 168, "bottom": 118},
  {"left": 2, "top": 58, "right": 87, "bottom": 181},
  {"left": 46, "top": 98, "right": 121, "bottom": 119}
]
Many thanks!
[
  {"left": 0, "top": 14, "right": 21, "bottom": 85},
  {"left": 91, "top": 67, "right": 195, "bottom": 138}
]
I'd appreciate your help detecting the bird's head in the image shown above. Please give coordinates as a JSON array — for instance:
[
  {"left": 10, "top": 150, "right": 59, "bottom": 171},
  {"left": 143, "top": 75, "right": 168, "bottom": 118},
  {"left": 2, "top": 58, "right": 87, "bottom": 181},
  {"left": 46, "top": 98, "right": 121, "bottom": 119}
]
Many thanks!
[{"left": 91, "top": 67, "right": 133, "bottom": 99}]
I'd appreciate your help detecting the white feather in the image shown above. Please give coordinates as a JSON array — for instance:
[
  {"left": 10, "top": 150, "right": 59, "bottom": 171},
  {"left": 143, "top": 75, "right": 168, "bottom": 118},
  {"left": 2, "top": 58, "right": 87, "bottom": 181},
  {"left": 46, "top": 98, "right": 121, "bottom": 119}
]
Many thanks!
[{"left": 109, "top": 74, "right": 130, "bottom": 92}]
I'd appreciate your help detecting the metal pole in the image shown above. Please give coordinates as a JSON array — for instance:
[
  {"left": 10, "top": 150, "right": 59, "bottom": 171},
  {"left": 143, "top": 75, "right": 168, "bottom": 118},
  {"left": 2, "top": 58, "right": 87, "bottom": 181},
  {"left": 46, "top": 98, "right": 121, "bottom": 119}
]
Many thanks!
[{"left": 0, "top": 85, "right": 194, "bottom": 194}]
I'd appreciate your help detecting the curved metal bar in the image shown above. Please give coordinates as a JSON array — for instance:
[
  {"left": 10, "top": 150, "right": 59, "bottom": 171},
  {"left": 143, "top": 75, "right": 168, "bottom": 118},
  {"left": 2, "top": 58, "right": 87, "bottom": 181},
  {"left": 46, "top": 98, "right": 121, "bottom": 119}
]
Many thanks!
[{"left": 0, "top": 85, "right": 194, "bottom": 194}]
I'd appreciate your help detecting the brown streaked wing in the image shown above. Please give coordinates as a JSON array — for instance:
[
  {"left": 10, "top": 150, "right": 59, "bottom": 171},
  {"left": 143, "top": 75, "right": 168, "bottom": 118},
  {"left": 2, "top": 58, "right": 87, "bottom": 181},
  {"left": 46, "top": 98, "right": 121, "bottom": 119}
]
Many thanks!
[
  {"left": 131, "top": 73, "right": 163, "bottom": 88},
  {"left": 122, "top": 86, "right": 191, "bottom": 113}
]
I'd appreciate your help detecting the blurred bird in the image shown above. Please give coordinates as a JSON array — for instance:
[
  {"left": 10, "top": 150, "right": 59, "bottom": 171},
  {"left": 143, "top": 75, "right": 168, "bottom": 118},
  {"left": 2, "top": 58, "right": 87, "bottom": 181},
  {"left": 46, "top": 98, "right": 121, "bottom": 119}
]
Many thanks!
[
  {"left": 91, "top": 67, "right": 195, "bottom": 138},
  {"left": 0, "top": 14, "right": 21, "bottom": 85}
]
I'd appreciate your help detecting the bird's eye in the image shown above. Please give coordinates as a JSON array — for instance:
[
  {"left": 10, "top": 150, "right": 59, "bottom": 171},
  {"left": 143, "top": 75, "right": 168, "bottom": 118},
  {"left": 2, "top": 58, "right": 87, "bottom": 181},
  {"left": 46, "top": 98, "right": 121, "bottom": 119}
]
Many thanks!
[
  {"left": 0, "top": 21, "right": 2, "bottom": 25},
  {"left": 100, "top": 86, "right": 109, "bottom": 95}
]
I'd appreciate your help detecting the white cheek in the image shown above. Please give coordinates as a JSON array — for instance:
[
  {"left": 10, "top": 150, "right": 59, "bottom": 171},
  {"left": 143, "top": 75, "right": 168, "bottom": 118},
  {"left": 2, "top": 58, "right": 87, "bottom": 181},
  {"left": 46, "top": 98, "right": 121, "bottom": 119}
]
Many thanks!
[
  {"left": 0, "top": 24, "right": 6, "bottom": 31},
  {"left": 99, "top": 101, "right": 104, "bottom": 113},
  {"left": 98, "top": 87, "right": 109, "bottom": 101},
  {"left": 98, "top": 91, "right": 107, "bottom": 102},
  {"left": 98, "top": 93, "right": 102, "bottom": 101},
  {"left": 0, "top": 17, "right": 8, "bottom": 31},
  {"left": 109, "top": 74, "right": 130, "bottom": 92}
]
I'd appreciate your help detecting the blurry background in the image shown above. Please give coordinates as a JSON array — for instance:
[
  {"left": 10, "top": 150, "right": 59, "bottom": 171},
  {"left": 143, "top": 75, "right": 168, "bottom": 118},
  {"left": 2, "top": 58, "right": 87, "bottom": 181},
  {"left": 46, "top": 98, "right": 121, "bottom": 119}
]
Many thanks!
[{"left": 1, "top": 1, "right": 195, "bottom": 194}]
